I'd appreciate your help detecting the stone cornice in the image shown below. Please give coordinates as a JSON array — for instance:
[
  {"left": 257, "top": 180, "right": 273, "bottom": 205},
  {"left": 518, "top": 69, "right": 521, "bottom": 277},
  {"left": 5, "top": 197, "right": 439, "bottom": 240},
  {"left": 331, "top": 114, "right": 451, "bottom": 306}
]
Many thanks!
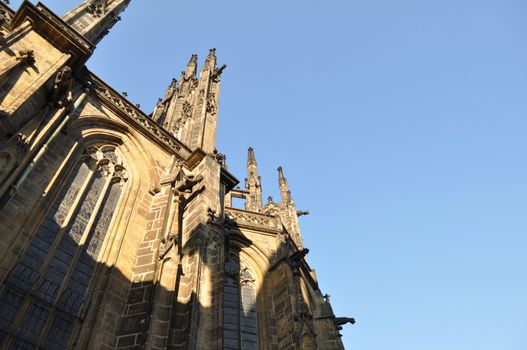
[
  {"left": 85, "top": 70, "right": 192, "bottom": 159},
  {"left": 220, "top": 167, "right": 239, "bottom": 192},
  {"left": 10, "top": 2, "right": 93, "bottom": 67}
]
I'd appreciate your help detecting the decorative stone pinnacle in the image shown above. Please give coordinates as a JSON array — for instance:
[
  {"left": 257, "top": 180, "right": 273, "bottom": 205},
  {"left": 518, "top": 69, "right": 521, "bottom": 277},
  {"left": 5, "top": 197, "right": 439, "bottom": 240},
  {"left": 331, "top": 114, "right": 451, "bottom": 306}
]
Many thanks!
[{"left": 247, "top": 147, "right": 257, "bottom": 166}]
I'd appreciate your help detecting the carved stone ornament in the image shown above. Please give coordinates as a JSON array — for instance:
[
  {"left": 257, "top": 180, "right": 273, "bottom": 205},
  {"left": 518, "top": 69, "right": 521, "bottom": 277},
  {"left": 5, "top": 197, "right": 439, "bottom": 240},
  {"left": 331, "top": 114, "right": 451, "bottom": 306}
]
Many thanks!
[
  {"left": 175, "top": 170, "right": 203, "bottom": 194},
  {"left": 211, "top": 64, "right": 226, "bottom": 83},
  {"left": 239, "top": 267, "right": 256, "bottom": 286},
  {"left": 182, "top": 101, "right": 192, "bottom": 119},
  {"left": 159, "top": 233, "right": 177, "bottom": 260},
  {"left": 206, "top": 93, "right": 217, "bottom": 116},
  {"left": 213, "top": 149, "right": 226, "bottom": 167},
  {"left": 88, "top": 0, "right": 109, "bottom": 17},
  {"left": 225, "top": 252, "right": 239, "bottom": 278},
  {"left": 334, "top": 317, "right": 356, "bottom": 331},
  {"left": 0, "top": 8, "right": 8, "bottom": 26},
  {"left": 172, "top": 101, "right": 193, "bottom": 133},
  {"left": 197, "top": 89, "right": 205, "bottom": 106},
  {"left": 87, "top": 73, "right": 185, "bottom": 154},
  {"left": 287, "top": 248, "right": 309, "bottom": 274},
  {"left": 83, "top": 146, "right": 128, "bottom": 185},
  {"left": 207, "top": 207, "right": 218, "bottom": 224},
  {"left": 49, "top": 66, "right": 73, "bottom": 109}
]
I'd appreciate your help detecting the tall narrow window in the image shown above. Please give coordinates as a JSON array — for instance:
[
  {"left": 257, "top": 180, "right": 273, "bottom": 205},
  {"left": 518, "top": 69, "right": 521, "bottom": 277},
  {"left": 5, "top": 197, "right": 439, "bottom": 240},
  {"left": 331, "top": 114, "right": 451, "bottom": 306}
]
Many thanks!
[
  {"left": 223, "top": 253, "right": 258, "bottom": 350},
  {"left": 0, "top": 145, "right": 128, "bottom": 349}
]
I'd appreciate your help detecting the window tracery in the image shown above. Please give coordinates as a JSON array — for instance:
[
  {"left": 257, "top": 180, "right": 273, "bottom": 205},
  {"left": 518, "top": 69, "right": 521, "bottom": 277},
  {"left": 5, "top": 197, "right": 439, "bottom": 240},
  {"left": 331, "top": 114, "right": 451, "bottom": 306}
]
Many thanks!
[
  {"left": 0, "top": 145, "right": 127, "bottom": 348},
  {"left": 223, "top": 253, "right": 259, "bottom": 350}
]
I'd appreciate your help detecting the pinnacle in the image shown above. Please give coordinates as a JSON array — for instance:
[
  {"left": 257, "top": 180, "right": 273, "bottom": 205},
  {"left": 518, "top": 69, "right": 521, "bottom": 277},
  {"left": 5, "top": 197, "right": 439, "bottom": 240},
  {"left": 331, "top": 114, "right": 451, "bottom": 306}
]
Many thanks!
[{"left": 247, "top": 147, "right": 257, "bottom": 165}]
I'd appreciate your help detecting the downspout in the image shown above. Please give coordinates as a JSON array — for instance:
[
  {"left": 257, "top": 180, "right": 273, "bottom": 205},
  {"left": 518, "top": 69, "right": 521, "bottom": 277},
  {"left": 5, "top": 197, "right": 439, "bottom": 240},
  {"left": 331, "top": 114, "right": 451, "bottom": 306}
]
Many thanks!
[{"left": 0, "top": 90, "right": 88, "bottom": 209}]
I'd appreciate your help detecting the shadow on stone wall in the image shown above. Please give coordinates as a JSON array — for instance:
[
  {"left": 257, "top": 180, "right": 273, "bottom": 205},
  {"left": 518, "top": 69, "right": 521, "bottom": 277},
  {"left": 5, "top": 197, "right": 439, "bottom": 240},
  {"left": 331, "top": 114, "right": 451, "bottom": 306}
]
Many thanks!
[{"left": 0, "top": 183, "right": 349, "bottom": 349}]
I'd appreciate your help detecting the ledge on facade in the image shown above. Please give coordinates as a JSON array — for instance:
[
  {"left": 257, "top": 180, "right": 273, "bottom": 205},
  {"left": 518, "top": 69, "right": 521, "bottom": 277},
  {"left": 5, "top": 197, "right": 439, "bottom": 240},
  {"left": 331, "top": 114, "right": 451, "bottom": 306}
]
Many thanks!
[
  {"left": 185, "top": 148, "right": 206, "bottom": 170},
  {"left": 230, "top": 188, "right": 249, "bottom": 197},
  {"left": 220, "top": 167, "right": 239, "bottom": 193},
  {"left": 224, "top": 207, "right": 281, "bottom": 234},
  {"left": 10, "top": 2, "right": 93, "bottom": 68},
  {"left": 85, "top": 70, "right": 193, "bottom": 159}
]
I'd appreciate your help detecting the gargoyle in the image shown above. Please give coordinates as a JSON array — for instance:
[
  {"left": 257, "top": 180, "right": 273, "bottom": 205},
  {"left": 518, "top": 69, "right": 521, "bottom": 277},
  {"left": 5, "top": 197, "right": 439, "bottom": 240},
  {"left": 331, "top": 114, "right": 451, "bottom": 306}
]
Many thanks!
[
  {"left": 213, "top": 149, "right": 227, "bottom": 167},
  {"left": 176, "top": 173, "right": 203, "bottom": 193},
  {"left": 297, "top": 210, "right": 310, "bottom": 217},
  {"left": 207, "top": 207, "right": 218, "bottom": 224},
  {"left": 288, "top": 248, "right": 309, "bottom": 264},
  {"left": 334, "top": 317, "right": 356, "bottom": 330},
  {"left": 211, "top": 64, "right": 227, "bottom": 82}
]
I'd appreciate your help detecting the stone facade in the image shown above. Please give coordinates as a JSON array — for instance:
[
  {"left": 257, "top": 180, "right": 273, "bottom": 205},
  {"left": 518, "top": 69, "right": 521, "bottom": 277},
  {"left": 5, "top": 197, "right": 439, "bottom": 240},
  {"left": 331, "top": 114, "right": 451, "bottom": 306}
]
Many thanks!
[{"left": 0, "top": 1, "right": 353, "bottom": 349}]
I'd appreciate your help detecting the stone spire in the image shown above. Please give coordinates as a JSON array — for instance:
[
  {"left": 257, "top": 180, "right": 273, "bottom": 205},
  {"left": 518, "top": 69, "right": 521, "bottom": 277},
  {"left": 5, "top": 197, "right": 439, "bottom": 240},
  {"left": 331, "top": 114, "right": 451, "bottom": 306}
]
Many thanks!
[
  {"left": 245, "top": 147, "right": 263, "bottom": 211},
  {"left": 63, "top": 0, "right": 131, "bottom": 45},
  {"left": 152, "top": 49, "right": 226, "bottom": 154},
  {"left": 275, "top": 166, "right": 305, "bottom": 248},
  {"left": 278, "top": 166, "right": 292, "bottom": 203},
  {"left": 152, "top": 78, "right": 177, "bottom": 125},
  {"left": 186, "top": 54, "right": 198, "bottom": 78}
]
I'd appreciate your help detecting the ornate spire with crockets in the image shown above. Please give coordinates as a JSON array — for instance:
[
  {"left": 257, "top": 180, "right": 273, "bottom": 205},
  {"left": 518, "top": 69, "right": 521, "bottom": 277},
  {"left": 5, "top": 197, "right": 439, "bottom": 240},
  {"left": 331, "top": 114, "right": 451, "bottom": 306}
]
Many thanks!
[
  {"left": 245, "top": 147, "right": 263, "bottom": 211},
  {"left": 152, "top": 49, "right": 226, "bottom": 154},
  {"left": 63, "top": 0, "right": 131, "bottom": 45},
  {"left": 278, "top": 166, "right": 292, "bottom": 203}
]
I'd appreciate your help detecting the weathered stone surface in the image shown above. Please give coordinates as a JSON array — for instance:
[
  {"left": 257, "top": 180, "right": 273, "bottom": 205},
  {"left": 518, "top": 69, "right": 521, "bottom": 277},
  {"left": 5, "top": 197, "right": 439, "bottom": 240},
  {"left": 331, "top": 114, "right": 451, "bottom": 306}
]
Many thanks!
[{"left": 0, "top": 1, "right": 350, "bottom": 349}]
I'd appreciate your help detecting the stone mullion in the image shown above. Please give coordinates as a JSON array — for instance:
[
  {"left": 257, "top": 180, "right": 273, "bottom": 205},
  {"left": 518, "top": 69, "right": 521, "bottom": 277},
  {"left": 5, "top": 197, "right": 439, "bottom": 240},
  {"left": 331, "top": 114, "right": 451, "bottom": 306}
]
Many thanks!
[
  {"left": 2, "top": 161, "right": 95, "bottom": 347},
  {"left": 70, "top": 179, "right": 127, "bottom": 348},
  {"left": 36, "top": 174, "right": 112, "bottom": 347},
  {"left": 73, "top": 180, "right": 131, "bottom": 349}
]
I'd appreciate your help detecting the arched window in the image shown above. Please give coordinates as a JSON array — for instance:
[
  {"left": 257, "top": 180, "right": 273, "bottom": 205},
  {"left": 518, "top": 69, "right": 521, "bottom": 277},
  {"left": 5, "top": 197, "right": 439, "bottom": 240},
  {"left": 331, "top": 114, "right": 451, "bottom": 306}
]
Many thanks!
[
  {"left": 223, "top": 253, "right": 258, "bottom": 350},
  {"left": 0, "top": 145, "right": 127, "bottom": 349}
]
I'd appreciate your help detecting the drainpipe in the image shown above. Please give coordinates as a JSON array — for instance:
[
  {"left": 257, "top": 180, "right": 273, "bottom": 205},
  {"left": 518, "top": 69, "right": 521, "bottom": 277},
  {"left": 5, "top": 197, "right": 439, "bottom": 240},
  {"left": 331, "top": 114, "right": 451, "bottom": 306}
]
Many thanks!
[{"left": 0, "top": 90, "right": 88, "bottom": 210}]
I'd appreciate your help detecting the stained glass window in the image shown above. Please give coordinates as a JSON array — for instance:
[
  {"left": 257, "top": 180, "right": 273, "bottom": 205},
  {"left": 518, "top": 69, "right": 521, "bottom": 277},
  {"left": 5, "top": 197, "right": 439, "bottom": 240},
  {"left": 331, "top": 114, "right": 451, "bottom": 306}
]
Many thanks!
[
  {"left": 223, "top": 253, "right": 258, "bottom": 350},
  {"left": 0, "top": 146, "right": 127, "bottom": 348}
]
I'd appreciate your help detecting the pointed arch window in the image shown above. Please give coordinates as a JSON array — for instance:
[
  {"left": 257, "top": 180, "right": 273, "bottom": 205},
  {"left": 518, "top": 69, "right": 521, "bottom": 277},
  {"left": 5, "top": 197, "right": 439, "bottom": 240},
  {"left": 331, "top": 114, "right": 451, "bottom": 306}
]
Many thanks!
[
  {"left": 223, "top": 253, "right": 259, "bottom": 350},
  {"left": 0, "top": 145, "right": 128, "bottom": 349}
]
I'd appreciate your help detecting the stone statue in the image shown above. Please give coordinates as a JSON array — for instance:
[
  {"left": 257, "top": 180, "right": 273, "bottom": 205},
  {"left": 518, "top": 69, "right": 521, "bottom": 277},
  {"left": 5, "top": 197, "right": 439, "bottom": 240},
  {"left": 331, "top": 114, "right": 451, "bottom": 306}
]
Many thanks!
[{"left": 49, "top": 66, "right": 73, "bottom": 109}]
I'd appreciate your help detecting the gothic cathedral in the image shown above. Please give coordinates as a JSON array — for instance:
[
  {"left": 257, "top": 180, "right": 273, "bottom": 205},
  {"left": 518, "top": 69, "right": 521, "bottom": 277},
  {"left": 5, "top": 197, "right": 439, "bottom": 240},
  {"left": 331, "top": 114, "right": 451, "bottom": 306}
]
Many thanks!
[{"left": 0, "top": 1, "right": 353, "bottom": 349}]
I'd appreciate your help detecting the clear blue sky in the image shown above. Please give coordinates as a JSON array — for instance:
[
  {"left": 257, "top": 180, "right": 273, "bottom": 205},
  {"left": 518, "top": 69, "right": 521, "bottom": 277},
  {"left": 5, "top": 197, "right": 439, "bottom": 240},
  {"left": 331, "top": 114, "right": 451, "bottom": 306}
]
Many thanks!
[{"left": 11, "top": 1, "right": 527, "bottom": 349}]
